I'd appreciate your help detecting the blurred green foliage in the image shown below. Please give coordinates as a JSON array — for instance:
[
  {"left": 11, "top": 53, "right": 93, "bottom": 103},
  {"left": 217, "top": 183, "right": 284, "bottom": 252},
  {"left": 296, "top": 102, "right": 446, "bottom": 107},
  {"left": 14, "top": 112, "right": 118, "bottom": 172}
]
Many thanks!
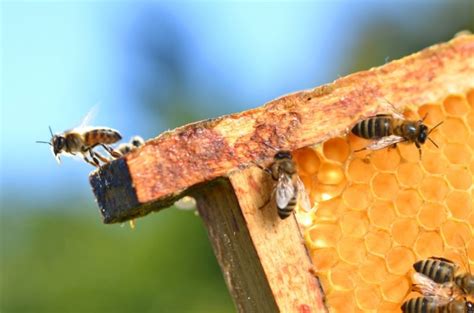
[{"left": 1, "top": 208, "right": 234, "bottom": 312}]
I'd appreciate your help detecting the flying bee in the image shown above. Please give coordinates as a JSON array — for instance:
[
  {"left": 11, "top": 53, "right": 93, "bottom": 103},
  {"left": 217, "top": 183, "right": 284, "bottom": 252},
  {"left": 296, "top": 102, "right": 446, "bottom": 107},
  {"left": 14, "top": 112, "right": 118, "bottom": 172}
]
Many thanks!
[
  {"left": 401, "top": 256, "right": 474, "bottom": 313},
  {"left": 256, "top": 149, "right": 311, "bottom": 219},
  {"left": 117, "top": 136, "right": 145, "bottom": 156},
  {"left": 36, "top": 109, "right": 122, "bottom": 167},
  {"left": 351, "top": 113, "right": 443, "bottom": 159}
]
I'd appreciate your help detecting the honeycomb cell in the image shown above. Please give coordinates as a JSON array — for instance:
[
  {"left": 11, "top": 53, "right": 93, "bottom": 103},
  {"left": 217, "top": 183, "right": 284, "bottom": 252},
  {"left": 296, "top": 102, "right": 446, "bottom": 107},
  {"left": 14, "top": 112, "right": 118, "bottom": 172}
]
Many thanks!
[
  {"left": 342, "top": 184, "right": 372, "bottom": 211},
  {"left": 419, "top": 176, "right": 449, "bottom": 202},
  {"left": 468, "top": 112, "right": 474, "bottom": 129},
  {"left": 397, "top": 143, "right": 419, "bottom": 162},
  {"left": 443, "top": 248, "right": 469, "bottom": 272},
  {"left": 390, "top": 218, "right": 419, "bottom": 247},
  {"left": 337, "top": 237, "right": 366, "bottom": 265},
  {"left": 299, "top": 174, "right": 313, "bottom": 191},
  {"left": 371, "top": 149, "right": 400, "bottom": 172},
  {"left": 365, "top": 229, "right": 392, "bottom": 256},
  {"left": 396, "top": 163, "right": 423, "bottom": 188},
  {"left": 354, "top": 285, "right": 382, "bottom": 310},
  {"left": 416, "top": 202, "right": 447, "bottom": 230},
  {"left": 418, "top": 104, "right": 445, "bottom": 125},
  {"left": 329, "top": 262, "right": 357, "bottom": 291},
  {"left": 347, "top": 158, "right": 374, "bottom": 184},
  {"left": 311, "top": 248, "right": 339, "bottom": 272},
  {"left": 339, "top": 211, "right": 369, "bottom": 238},
  {"left": 380, "top": 276, "right": 410, "bottom": 303},
  {"left": 446, "top": 167, "right": 472, "bottom": 190},
  {"left": 368, "top": 201, "right": 397, "bottom": 230},
  {"left": 444, "top": 143, "right": 471, "bottom": 164},
  {"left": 323, "top": 137, "right": 350, "bottom": 163},
  {"left": 441, "top": 220, "right": 471, "bottom": 249},
  {"left": 294, "top": 147, "right": 320, "bottom": 175},
  {"left": 468, "top": 239, "right": 474, "bottom": 264},
  {"left": 371, "top": 173, "right": 399, "bottom": 200},
  {"left": 413, "top": 231, "right": 444, "bottom": 259},
  {"left": 446, "top": 191, "right": 472, "bottom": 220},
  {"left": 315, "top": 198, "right": 343, "bottom": 222},
  {"left": 443, "top": 94, "right": 470, "bottom": 117},
  {"left": 421, "top": 150, "right": 449, "bottom": 175},
  {"left": 439, "top": 117, "right": 469, "bottom": 144},
  {"left": 385, "top": 246, "right": 415, "bottom": 275},
  {"left": 312, "top": 179, "right": 347, "bottom": 202},
  {"left": 327, "top": 291, "right": 356, "bottom": 313},
  {"left": 467, "top": 89, "right": 474, "bottom": 107},
  {"left": 318, "top": 162, "right": 345, "bottom": 185},
  {"left": 394, "top": 189, "right": 422, "bottom": 217},
  {"left": 358, "top": 255, "right": 390, "bottom": 284},
  {"left": 307, "top": 223, "right": 341, "bottom": 248}
]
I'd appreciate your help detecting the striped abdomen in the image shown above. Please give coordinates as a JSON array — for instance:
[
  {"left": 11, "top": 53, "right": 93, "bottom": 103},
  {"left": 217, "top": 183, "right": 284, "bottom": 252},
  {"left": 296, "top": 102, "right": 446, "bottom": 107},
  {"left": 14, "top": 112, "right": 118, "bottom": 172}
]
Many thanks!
[
  {"left": 84, "top": 128, "right": 122, "bottom": 147},
  {"left": 414, "top": 258, "right": 456, "bottom": 284},
  {"left": 402, "top": 297, "right": 470, "bottom": 313},
  {"left": 277, "top": 193, "right": 297, "bottom": 219},
  {"left": 351, "top": 115, "right": 393, "bottom": 139}
]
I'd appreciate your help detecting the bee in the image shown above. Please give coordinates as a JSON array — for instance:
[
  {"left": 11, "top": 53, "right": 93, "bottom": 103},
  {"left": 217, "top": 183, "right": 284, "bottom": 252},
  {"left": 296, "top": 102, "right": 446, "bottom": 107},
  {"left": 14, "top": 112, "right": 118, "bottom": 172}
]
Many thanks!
[
  {"left": 401, "top": 256, "right": 474, "bottom": 313},
  {"left": 414, "top": 257, "right": 474, "bottom": 296},
  {"left": 118, "top": 136, "right": 145, "bottom": 156},
  {"left": 402, "top": 297, "right": 473, "bottom": 313},
  {"left": 258, "top": 150, "right": 311, "bottom": 219},
  {"left": 36, "top": 109, "right": 122, "bottom": 167},
  {"left": 351, "top": 112, "right": 443, "bottom": 159}
]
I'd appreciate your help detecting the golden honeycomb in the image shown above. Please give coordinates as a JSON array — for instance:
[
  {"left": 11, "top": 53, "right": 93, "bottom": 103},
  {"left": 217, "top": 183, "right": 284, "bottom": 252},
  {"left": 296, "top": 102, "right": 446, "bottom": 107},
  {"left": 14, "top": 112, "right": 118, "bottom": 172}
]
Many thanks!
[{"left": 293, "top": 90, "right": 474, "bottom": 312}]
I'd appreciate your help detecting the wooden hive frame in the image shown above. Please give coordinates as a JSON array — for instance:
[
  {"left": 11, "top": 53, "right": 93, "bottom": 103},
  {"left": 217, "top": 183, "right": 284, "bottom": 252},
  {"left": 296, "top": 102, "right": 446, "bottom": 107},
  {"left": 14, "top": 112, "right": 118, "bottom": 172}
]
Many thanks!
[{"left": 89, "top": 34, "right": 474, "bottom": 312}]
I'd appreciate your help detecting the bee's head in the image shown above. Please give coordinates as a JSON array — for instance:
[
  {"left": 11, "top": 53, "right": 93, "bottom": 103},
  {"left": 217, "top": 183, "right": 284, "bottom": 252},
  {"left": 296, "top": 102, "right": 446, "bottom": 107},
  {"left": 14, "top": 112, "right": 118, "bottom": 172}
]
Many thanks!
[
  {"left": 52, "top": 135, "right": 66, "bottom": 156},
  {"left": 274, "top": 151, "right": 292, "bottom": 160},
  {"left": 417, "top": 124, "right": 429, "bottom": 144},
  {"left": 36, "top": 126, "right": 63, "bottom": 164}
]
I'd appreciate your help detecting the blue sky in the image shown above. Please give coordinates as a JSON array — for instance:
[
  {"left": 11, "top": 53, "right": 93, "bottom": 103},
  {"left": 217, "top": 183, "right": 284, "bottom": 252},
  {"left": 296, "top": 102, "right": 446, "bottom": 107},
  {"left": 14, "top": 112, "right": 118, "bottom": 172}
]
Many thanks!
[{"left": 1, "top": 1, "right": 463, "bottom": 209}]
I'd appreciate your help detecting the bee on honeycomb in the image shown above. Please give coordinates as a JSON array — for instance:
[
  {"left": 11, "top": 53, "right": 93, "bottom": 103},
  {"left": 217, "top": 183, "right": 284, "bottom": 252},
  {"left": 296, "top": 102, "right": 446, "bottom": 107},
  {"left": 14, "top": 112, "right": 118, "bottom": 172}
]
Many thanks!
[{"left": 291, "top": 91, "right": 474, "bottom": 312}]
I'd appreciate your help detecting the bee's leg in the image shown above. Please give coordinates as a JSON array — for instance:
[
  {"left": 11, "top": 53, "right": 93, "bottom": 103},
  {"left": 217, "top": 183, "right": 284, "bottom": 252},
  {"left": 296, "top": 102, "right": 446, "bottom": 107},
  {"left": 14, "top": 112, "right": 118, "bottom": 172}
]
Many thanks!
[
  {"left": 251, "top": 161, "right": 273, "bottom": 176},
  {"left": 354, "top": 146, "right": 367, "bottom": 153},
  {"left": 82, "top": 153, "right": 100, "bottom": 167},
  {"left": 416, "top": 142, "right": 422, "bottom": 160},
  {"left": 88, "top": 150, "right": 103, "bottom": 166},
  {"left": 101, "top": 144, "right": 122, "bottom": 158},
  {"left": 90, "top": 149, "right": 110, "bottom": 163}
]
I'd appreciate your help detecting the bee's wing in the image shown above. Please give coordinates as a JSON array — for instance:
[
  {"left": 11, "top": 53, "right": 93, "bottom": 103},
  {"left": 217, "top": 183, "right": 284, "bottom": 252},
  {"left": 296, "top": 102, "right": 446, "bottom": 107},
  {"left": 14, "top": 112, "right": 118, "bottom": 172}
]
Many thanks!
[
  {"left": 365, "top": 135, "right": 405, "bottom": 151},
  {"left": 412, "top": 273, "right": 452, "bottom": 305},
  {"left": 296, "top": 176, "right": 311, "bottom": 212},
  {"left": 276, "top": 174, "right": 296, "bottom": 210},
  {"left": 76, "top": 106, "right": 98, "bottom": 130}
]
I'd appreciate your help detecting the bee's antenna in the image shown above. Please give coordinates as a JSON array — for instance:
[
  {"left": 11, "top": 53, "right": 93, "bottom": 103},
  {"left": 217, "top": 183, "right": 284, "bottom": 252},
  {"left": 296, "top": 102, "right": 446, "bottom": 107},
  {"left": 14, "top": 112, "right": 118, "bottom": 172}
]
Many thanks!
[
  {"left": 49, "top": 126, "right": 54, "bottom": 137},
  {"left": 428, "top": 121, "right": 444, "bottom": 135},
  {"left": 421, "top": 113, "right": 428, "bottom": 122},
  {"left": 36, "top": 141, "right": 52, "bottom": 146},
  {"left": 428, "top": 138, "right": 439, "bottom": 148}
]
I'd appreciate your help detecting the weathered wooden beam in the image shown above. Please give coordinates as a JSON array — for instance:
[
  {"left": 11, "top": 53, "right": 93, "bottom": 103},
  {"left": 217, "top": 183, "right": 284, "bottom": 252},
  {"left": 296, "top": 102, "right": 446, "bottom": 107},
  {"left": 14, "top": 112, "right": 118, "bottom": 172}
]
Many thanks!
[{"left": 89, "top": 34, "right": 474, "bottom": 312}]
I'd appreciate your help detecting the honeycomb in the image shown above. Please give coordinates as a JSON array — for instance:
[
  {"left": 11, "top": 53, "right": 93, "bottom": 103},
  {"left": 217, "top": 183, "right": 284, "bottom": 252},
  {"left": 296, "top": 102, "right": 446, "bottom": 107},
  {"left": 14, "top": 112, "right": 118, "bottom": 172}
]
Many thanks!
[{"left": 293, "top": 90, "right": 474, "bottom": 312}]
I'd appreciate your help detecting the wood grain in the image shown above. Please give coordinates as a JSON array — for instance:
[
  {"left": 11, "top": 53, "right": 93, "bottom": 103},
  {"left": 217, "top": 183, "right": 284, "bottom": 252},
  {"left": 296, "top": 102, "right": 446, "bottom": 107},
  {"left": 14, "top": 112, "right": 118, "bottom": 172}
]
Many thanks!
[{"left": 90, "top": 35, "right": 474, "bottom": 223}]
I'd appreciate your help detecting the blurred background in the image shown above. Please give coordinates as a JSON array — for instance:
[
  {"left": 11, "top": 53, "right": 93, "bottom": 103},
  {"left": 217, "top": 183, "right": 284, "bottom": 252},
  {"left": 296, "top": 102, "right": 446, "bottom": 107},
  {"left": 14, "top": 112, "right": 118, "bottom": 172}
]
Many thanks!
[{"left": 1, "top": 1, "right": 473, "bottom": 312}]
